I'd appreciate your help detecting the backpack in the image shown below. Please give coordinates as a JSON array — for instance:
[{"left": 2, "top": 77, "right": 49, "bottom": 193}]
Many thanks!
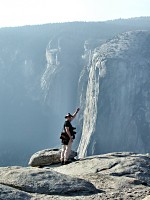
[{"left": 60, "top": 132, "right": 70, "bottom": 145}]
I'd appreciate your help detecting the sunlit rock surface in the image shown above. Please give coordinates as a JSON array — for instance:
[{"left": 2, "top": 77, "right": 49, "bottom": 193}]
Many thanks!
[
  {"left": 0, "top": 152, "right": 149, "bottom": 200},
  {"left": 28, "top": 148, "right": 77, "bottom": 167},
  {"left": 78, "top": 31, "right": 150, "bottom": 158}
]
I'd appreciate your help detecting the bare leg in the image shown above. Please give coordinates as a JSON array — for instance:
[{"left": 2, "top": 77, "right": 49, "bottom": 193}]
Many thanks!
[
  {"left": 60, "top": 145, "right": 67, "bottom": 162},
  {"left": 64, "top": 140, "right": 72, "bottom": 162}
]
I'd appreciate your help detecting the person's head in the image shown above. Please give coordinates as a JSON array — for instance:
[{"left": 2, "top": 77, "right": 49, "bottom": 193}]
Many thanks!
[{"left": 65, "top": 113, "right": 73, "bottom": 121}]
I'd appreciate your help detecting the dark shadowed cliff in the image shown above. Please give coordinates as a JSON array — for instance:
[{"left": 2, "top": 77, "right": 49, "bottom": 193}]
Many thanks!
[{"left": 0, "top": 18, "right": 150, "bottom": 166}]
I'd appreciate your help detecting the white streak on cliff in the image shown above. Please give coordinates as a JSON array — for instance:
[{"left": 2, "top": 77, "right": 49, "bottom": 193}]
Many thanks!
[
  {"left": 78, "top": 54, "right": 106, "bottom": 158},
  {"left": 41, "top": 44, "right": 60, "bottom": 103}
]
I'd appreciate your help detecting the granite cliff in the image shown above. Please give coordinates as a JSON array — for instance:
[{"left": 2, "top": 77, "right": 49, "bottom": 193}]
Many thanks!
[{"left": 78, "top": 30, "right": 150, "bottom": 158}]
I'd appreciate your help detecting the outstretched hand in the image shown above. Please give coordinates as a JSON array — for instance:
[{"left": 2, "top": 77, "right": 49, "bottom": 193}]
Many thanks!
[{"left": 76, "top": 108, "right": 80, "bottom": 113}]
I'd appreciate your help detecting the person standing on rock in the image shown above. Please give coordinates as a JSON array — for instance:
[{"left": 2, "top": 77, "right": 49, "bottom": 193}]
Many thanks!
[{"left": 60, "top": 108, "right": 80, "bottom": 165}]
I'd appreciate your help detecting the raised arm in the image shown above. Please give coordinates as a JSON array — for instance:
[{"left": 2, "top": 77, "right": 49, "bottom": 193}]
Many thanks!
[{"left": 71, "top": 108, "right": 80, "bottom": 121}]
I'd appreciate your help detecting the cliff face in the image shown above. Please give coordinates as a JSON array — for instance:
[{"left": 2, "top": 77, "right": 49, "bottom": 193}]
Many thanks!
[
  {"left": 0, "top": 19, "right": 150, "bottom": 166},
  {"left": 41, "top": 36, "right": 83, "bottom": 117},
  {"left": 78, "top": 31, "right": 150, "bottom": 158}
]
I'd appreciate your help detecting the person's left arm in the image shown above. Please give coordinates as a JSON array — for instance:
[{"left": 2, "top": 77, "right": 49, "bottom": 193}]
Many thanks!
[{"left": 71, "top": 108, "right": 80, "bottom": 121}]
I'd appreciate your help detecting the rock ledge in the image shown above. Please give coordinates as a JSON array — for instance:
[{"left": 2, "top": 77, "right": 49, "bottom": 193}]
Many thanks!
[{"left": 0, "top": 152, "right": 149, "bottom": 200}]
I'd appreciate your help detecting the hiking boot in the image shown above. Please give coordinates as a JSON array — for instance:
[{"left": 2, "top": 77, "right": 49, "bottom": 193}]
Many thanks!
[
  {"left": 64, "top": 160, "right": 71, "bottom": 165},
  {"left": 71, "top": 158, "right": 77, "bottom": 161},
  {"left": 61, "top": 161, "right": 64, "bottom": 165}
]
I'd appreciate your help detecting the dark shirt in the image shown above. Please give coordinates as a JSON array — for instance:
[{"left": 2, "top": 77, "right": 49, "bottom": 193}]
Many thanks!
[
  {"left": 64, "top": 120, "right": 76, "bottom": 139},
  {"left": 64, "top": 120, "right": 73, "bottom": 134}
]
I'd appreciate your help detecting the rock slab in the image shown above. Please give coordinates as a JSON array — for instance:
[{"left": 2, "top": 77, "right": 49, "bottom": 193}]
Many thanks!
[
  {"left": 0, "top": 152, "right": 149, "bottom": 200},
  {"left": 28, "top": 148, "right": 77, "bottom": 167},
  {"left": 0, "top": 166, "right": 97, "bottom": 197},
  {"left": 0, "top": 184, "right": 31, "bottom": 200}
]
